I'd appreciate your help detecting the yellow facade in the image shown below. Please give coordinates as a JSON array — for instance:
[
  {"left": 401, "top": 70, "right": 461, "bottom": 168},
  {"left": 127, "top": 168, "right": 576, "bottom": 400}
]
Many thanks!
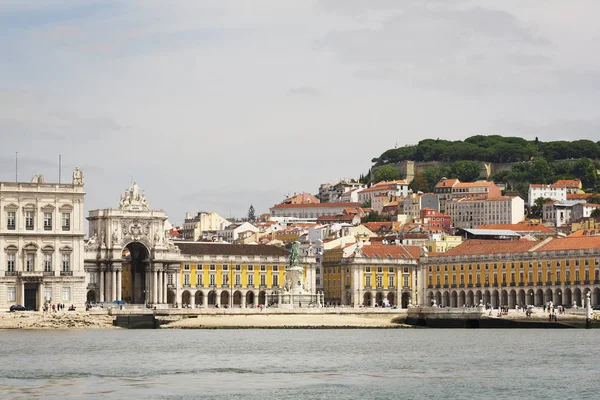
[
  {"left": 323, "top": 248, "right": 343, "bottom": 303},
  {"left": 179, "top": 262, "right": 287, "bottom": 289}
]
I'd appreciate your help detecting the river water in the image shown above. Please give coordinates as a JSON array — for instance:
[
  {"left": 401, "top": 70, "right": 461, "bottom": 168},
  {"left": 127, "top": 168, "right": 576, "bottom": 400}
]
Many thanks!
[{"left": 0, "top": 329, "right": 599, "bottom": 399}]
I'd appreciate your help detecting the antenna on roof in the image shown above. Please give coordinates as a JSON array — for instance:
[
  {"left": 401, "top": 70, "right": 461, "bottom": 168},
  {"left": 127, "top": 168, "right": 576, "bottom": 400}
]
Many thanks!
[
  {"left": 58, "top": 154, "right": 62, "bottom": 184},
  {"left": 15, "top": 152, "right": 18, "bottom": 182}
]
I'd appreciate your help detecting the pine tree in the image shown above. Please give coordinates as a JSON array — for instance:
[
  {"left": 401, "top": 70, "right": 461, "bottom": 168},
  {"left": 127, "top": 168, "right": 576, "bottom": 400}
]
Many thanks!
[{"left": 247, "top": 205, "right": 256, "bottom": 221}]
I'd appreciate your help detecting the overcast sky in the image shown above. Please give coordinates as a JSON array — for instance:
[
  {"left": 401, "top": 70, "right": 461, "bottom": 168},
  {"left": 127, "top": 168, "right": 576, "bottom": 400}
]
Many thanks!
[{"left": 1, "top": 0, "right": 599, "bottom": 224}]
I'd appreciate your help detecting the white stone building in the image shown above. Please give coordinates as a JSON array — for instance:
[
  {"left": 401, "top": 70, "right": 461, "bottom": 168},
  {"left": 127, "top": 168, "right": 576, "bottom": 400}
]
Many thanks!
[
  {"left": 528, "top": 184, "right": 567, "bottom": 207},
  {"left": 0, "top": 170, "right": 86, "bottom": 311},
  {"left": 446, "top": 196, "right": 525, "bottom": 229},
  {"left": 269, "top": 202, "right": 362, "bottom": 221},
  {"left": 357, "top": 180, "right": 410, "bottom": 204},
  {"left": 181, "top": 211, "right": 230, "bottom": 241},
  {"left": 217, "top": 221, "right": 259, "bottom": 243}
]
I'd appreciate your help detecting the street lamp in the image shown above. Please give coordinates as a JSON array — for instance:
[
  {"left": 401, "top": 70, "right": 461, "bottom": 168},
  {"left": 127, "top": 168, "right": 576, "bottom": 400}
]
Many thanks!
[{"left": 530, "top": 291, "right": 534, "bottom": 306}]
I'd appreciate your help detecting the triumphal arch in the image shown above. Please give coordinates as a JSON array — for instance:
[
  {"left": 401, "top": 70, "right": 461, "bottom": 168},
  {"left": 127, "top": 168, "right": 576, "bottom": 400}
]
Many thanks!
[{"left": 84, "top": 183, "right": 182, "bottom": 305}]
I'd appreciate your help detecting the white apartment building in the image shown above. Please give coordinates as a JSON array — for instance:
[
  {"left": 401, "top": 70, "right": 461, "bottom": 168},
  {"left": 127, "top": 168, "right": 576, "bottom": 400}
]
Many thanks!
[
  {"left": 0, "top": 171, "right": 86, "bottom": 311},
  {"left": 217, "top": 221, "right": 259, "bottom": 243},
  {"left": 357, "top": 180, "right": 410, "bottom": 204},
  {"left": 446, "top": 196, "right": 525, "bottom": 229},
  {"left": 571, "top": 203, "right": 600, "bottom": 223},
  {"left": 528, "top": 184, "right": 567, "bottom": 207},
  {"left": 270, "top": 202, "right": 362, "bottom": 220},
  {"left": 182, "top": 211, "right": 230, "bottom": 241}
]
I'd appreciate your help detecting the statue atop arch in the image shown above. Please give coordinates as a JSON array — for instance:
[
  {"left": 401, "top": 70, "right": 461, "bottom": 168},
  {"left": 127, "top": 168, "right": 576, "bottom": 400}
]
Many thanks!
[
  {"left": 72, "top": 167, "right": 83, "bottom": 185},
  {"left": 119, "top": 181, "right": 150, "bottom": 211}
]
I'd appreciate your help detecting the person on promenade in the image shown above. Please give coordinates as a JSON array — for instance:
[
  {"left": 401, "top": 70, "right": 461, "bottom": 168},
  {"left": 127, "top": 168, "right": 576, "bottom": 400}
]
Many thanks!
[{"left": 52, "top": 304, "right": 56, "bottom": 313}]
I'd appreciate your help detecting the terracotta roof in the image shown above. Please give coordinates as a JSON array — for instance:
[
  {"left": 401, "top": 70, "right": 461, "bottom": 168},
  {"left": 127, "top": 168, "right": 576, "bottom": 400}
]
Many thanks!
[
  {"left": 175, "top": 242, "right": 289, "bottom": 257},
  {"left": 454, "top": 181, "right": 495, "bottom": 188},
  {"left": 581, "top": 203, "right": 600, "bottom": 208},
  {"left": 374, "top": 180, "right": 407, "bottom": 186},
  {"left": 362, "top": 222, "right": 393, "bottom": 231},
  {"left": 567, "top": 193, "right": 591, "bottom": 200},
  {"left": 271, "top": 202, "right": 361, "bottom": 209},
  {"left": 358, "top": 244, "right": 420, "bottom": 260},
  {"left": 435, "top": 178, "right": 459, "bottom": 188},
  {"left": 567, "top": 230, "right": 600, "bottom": 237},
  {"left": 555, "top": 179, "right": 580, "bottom": 186},
  {"left": 317, "top": 215, "right": 356, "bottom": 222},
  {"left": 360, "top": 184, "right": 397, "bottom": 193},
  {"left": 477, "top": 224, "right": 555, "bottom": 233},
  {"left": 440, "top": 240, "right": 538, "bottom": 256},
  {"left": 536, "top": 236, "right": 600, "bottom": 251}
]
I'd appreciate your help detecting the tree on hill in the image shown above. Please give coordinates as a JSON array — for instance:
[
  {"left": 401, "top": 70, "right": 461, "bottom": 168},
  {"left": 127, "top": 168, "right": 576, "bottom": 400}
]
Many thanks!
[
  {"left": 529, "top": 197, "right": 553, "bottom": 218},
  {"left": 361, "top": 212, "right": 389, "bottom": 223},
  {"left": 372, "top": 165, "right": 400, "bottom": 182},
  {"left": 449, "top": 160, "right": 481, "bottom": 182},
  {"left": 247, "top": 205, "right": 256, "bottom": 221}
]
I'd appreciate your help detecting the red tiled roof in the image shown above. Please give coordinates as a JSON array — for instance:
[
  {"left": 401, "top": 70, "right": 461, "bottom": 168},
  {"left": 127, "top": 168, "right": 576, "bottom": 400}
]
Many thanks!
[
  {"left": 536, "top": 236, "right": 600, "bottom": 251},
  {"left": 567, "top": 193, "right": 591, "bottom": 200},
  {"left": 435, "top": 178, "right": 459, "bottom": 188},
  {"left": 358, "top": 244, "right": 420, "bottom": 260},
  {"left": 362, "top": 222, "right": 393, "bottom": 231},
  {"left": 454, "top": 181, "right": 495, "bottom": 188}
]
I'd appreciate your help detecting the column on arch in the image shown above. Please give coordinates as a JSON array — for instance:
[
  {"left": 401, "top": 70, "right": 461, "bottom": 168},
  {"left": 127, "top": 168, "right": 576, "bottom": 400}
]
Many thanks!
[
  {"left": 152, "top": 267, "right": 158, "bottom": 305},
  {"left": 163, "top": 270, "right": 168, "bottom": 304},
  {"left": 157, "top": 266, "right": 163, "bottom": 304},
  {"left": 111, "top": 266, "right": 117, "bottom": 302},
  {"left": 99, "top": 265, "right": 105, "bottom": 302},
  {"left": 115, "top": 264, "right": 122, "bottom": 302}
]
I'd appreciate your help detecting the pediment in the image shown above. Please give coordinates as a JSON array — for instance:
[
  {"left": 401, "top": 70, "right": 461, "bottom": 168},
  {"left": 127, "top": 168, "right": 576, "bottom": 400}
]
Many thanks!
[
  {"left": 23, "top": 242, "right": 38, "bottom": 251},
  {"left": 59, "top": 204, "right": 73, "bottom": 212},
  {"left": 4, "top": 203, "right": 18, "bottom": 211},
  {"left": 4, "top": 244, "right": 18, "bottom": 252},
  {"left": 41, "top": 204, "right": 56, "bottom": 211},
  {"left": 60, "top": 245, "right": 73, "bottom": 253},
  {"left": 42, "top": 245, "right": 55, "bottom": 252}
]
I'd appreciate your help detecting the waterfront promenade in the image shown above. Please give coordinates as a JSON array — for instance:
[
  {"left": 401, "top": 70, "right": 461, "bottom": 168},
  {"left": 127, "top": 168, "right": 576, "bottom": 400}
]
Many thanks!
[{"left": 1, "top": 306, "right": 596, "bottom": 329}]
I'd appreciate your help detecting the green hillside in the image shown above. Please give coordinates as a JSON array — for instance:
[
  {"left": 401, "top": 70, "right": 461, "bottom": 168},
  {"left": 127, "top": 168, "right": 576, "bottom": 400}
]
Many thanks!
[{"left": 372, "top": 135, "right": 600, "bottom": 165}]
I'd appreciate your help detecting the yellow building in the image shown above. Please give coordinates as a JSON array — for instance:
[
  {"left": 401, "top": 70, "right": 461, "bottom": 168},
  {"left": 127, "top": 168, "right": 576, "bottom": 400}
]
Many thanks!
[
  {"left": 425, "top": 235, "right": 462, "bottom": 253},
  {"left": 421, "top": 236, "right": 600, "bottom": 309},
  {"left": 323, "top": 243, "right": 421, "bottom": 307},
  {"left": 175, "top": 243, "right": 316, "bottom": 307}
]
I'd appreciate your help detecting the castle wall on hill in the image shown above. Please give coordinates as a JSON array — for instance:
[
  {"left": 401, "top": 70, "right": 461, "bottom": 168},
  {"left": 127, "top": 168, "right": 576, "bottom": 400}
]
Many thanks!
[{"left": 371, "top": 160, "right": 515, "bottom": 183}]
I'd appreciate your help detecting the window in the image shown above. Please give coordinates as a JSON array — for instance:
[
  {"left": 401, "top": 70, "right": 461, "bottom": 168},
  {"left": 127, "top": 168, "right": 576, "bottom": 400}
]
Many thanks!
[
  {"left": 376, "top": 275, "right": 382, "bottom": 288},
  {"left": 26, "top": 211, "right": 34, "bottom": 230},
  {"left": 366, "top": 275, "right": 371, "bottom": 288},
  {"left": 389, "top": 267, "right": 394, "bottom": 272},
  {"left": 429, "top": 276, "right": 433, "bottom": 286},
  {"left": 248, "top": 273, "right": 254, "bottom": 286},
  {"left": 260, "top": 274, "right": 266, "bottom": 286},
  {"left": 235, "top": 274, "right": 241, "bottom": 286},
  {"left": 444, "top": 275, "right": 448, "bottom": 285},
  {"left": 273, "top": 266, "right": 278, "bottom": 271},
  {"left": 61, "top": 213, "right": 70, "bottom": 231},
  {"left": 197, "top": 273, "right": 203, "bottom": 286},
  {"left": 222, "top": 274, "right": 228, "bottom": 286},
  {"left": 197, "top": 265, "right": 203, "bottom": 270},
  {"left": 538, "top": 271, "right": 542, "bottom": 283},
  {"left": 547, "top": 271, "right": 551, "bottom": 283},
  {"left": 168, "top": 274, "right": 174, "bottom": 285},
  {"left": 223, "top": 264, "right": 228, "bottom": 271},
  {"left": 62, "top": 254, "right": 70, "bottom": 272},
  {"left": 566, "top": 270, "right": 571, "bottom": 282},
  {"left": 26, "top": 253, "right": 34, "bottom": 272},
  {"left": 260, "top": 265, "right": 266, "bottom": 271},
  {"left": 7, "top": 287, "right": 16, "bottom": 302},
  {"left": 210, "top": 264, "right": 216, "bottom": 271},
  {"left": 44, "top": 254, "right": 52, "bottom": 272},
  {"left": 273, "top": 274, "right": 279, "bottom": 287},
  {"left": 388, "top": 275, "right": 394, "bottom": 288},
  {"left": 585, "top": 270, "right": 589, "bottom": 281},
  {"left": 575, "top": 270, "right": 580, "bottom": 282},
  {"left": 7, "top": 253, "right": 15, "bottom": 272},
  {"left": 377, "top": 267, "right": 383, "bottom": 273},
  {"left": 556, "top": 271, "right": 560, "bottom": 283},
  {"left": 184, "top": 264, "right": 190, "bottom": 270},
  {"left": 62, "top": 287, "right": 71, "bottom": 301},
  {"left": 460, "top": 275, "right": 464, "bottom": 285},
  {"left": 7, "top": 212, "right": 16, "bottom": 230},
  {"left": 209, "top": 274, "right": 216, "bottom": 286},
  {"left": 404, "top": 275, "right": 409, "bottom": 288},
  {"left": 235, "top": 264, "right": 241, "bottom": 271},
  {"left": 44, "top": 213, "right": 52, "bottom": 230},
  {"left": 89, "top": 272, "right": 96, "bottom": 284},
  {"left": 248, "top": 265, "right": 254, "bottom": 271},
  {"left": 366, "top": 267, "right": 371, "bottom": 273},
  {"left": 44, "top": 287, "right": 52, "bottom": 301},
  {"left": 184, "top": 274, "right": 190, "bottom": 286}
]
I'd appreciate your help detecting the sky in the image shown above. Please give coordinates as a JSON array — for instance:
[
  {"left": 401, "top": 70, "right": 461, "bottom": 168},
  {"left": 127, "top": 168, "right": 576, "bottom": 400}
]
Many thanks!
[{"left": 1, "top": 0, "right": 599, "bottom": 225}]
